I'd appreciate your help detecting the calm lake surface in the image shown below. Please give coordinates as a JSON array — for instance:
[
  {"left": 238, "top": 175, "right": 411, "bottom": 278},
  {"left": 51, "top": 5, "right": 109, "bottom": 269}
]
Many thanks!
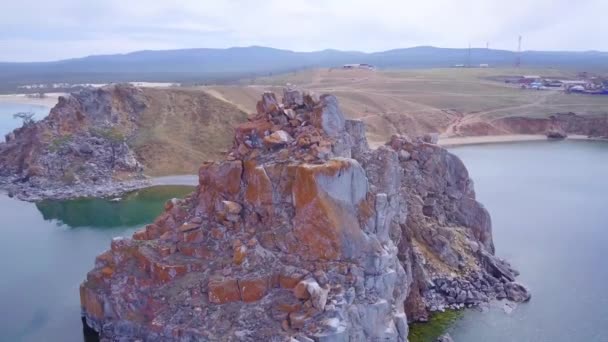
[
  {"left": 0, "top": 102, "right": 50, "bottom": 136},
  {"left": 446, "top": 140, "right": 608, "bottom": 342},
  {"left": 0, "top": 134, "right": 607, "bottom": 341},
  {"left": 0, "top": 186, "right": 194, "bottom": 342}
]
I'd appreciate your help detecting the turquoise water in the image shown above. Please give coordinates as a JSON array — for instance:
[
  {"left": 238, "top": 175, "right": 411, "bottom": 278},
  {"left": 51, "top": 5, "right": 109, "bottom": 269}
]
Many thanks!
[
  {"left": 0, "top": 186, "right": 194, "bottom": 342},
  {"left": 0, "top": 102, "right": 50, "bottom": 137},
  {"left": 445, "top": 140, "right": 608, "bottom": 342},
  {"left": 1, "top": 139, "right": 607, "bottom": 341}
]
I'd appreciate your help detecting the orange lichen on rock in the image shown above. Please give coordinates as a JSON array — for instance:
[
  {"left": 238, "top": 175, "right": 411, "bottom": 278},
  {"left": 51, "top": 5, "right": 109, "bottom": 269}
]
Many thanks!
[
  {"left": 239, "top": 276, "right": 270, "bottom": 303},
  {"left": 291, "top": 159, "right": 369, "bottom": 261},
  {"left": 244, "top": 160, "right": 274, "bottom": 207},
  {"left": 80, "top": 285, "right": 104, "bottom": 320},
  {"left": 208, "top": 278, "right": 241, "bottom": 304}
]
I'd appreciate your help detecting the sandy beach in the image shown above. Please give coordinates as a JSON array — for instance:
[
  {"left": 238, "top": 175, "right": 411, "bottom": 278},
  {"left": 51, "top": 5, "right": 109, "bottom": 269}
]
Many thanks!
[
  {"left": 439, "top": 134, "right": 608, "bottom": 147},
  {"left": 372, "top": 134, "right": 606, "bottom": 149},
  {"left": 0, "top": 93, "right": 62, "bottom": 107},
  {"left": 439, "top": 134, "right": 548, "bottom": 147}
]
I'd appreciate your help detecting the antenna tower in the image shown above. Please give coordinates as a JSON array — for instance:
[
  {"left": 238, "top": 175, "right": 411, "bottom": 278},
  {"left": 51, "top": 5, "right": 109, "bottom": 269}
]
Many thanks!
[{"left": 515, "top": 35, "right": 522, "bottom": 67}]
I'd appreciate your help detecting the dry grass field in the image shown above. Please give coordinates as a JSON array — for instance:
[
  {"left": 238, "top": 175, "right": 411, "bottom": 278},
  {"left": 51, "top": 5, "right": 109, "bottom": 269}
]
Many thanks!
[
  {"left": 131, "top": 88, "right": 247, "bottom": 176},
  {"left": 201, "top": 68, "right": 608, "bottom": 145}
]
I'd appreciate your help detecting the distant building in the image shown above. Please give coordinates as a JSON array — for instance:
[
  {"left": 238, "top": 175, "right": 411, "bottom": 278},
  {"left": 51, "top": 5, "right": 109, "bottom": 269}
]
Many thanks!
[
  {"left": 560, "top": 80, "right": 588, "bottom": 86},
  {"left": 342, "top": 63, "right": 376, "bottom": 70},
  {"left": 479, "top": 64, "right": 490, "bottom": 68},
  {"left": 543, "top": 79, "right": 563, "bottom": 87},
  {"left": 518, "top": 75, "right": 541, "bottom": 84}
]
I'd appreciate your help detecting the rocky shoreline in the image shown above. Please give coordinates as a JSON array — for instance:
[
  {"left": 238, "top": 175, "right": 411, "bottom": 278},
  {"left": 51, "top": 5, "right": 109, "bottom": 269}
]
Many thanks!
[
  {"left": 0, "top": 175, "right": 152, "bottom": 202},
  {"left": 80, "top": 88, "right": 530, "bottom": 341}
]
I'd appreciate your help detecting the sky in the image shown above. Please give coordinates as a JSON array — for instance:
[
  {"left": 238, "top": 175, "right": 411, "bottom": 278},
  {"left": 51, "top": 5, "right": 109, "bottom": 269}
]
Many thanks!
[{"left": 1, "top": 0, "right": 607, "bottom": 62}]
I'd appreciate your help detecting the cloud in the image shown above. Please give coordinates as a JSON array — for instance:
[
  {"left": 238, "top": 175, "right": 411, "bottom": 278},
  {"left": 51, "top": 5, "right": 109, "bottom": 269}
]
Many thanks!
[{"left": 0, "top": 0, "right": 606, "bottom": 61}]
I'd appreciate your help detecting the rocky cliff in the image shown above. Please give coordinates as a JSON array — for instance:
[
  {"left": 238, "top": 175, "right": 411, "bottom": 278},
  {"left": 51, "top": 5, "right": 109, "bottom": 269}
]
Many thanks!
[
  {"left": 80, "top": 89, "right": 529, "bottom": 341},
  {"left": 0, "top": 84, "right": 246, "bottom": 200},
  {"left": 455, "top": 112, "right": 608, "bottom": 139}
]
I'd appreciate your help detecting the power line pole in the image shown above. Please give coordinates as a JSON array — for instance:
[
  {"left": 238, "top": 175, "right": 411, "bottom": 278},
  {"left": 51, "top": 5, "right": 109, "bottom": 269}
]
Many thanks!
[{"left": 467, "top": 43, "right": 472, "bottom": 68}]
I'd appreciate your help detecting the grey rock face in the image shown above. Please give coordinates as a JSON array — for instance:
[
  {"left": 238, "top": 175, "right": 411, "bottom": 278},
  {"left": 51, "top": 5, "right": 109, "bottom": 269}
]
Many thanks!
[
  {"left": 344, "top": 119, "right": 369, "bottom": 158},
  {"left": 505, "top": 282, "right": 531, "bottom": 302},
  {"left": 313, "top": 95, "right": 346, "bottom": 137},
  {"left": 283, "top": 87, "right": 304, "bottom": 108},
  {"left": 0, "top": 84, "right": 147, "bottom": 201}
]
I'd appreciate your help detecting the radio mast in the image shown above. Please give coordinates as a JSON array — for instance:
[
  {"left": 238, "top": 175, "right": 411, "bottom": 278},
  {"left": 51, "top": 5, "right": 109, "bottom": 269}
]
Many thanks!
[{"left": 515, "top": 35, "right": 522, "bottom": 67}]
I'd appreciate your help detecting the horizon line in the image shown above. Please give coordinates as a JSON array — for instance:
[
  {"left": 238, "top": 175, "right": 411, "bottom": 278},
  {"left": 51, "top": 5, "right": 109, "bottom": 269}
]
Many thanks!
[{"left": 2, "top": 45, "right": 607, "bottom": 64}]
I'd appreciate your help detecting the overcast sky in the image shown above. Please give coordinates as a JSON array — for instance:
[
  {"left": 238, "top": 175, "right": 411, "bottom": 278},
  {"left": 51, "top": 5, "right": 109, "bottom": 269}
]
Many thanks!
[{"left": 1, "top": 0, "right": 606, "bottom": 62}]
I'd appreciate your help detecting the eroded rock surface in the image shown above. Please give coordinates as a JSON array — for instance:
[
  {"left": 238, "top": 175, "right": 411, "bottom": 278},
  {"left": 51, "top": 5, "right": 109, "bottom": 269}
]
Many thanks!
[
  {"left": 0, "top": 85, "right": 148, "bottom": 201},
  {"left": 81, "top": 87, "right": 529, "bottom": 341}
]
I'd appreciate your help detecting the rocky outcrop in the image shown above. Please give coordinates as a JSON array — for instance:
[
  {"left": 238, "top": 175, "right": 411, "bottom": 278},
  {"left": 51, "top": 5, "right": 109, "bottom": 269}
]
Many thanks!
[
  {"left": 0, "top": 85, "right": 148, "bottom": 200},
  {"left": 0, "top": 84, "right": 247, "bottom": 201},
  {"left": 80, "top": 88, "right": 529, "bottom": 341}
]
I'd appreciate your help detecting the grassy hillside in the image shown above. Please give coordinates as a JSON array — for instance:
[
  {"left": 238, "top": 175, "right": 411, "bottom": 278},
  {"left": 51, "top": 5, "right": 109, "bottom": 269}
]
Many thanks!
[
  {"left": 132, "top": 88, "right": 247, "bottom": 176},
  {"left": 204, "top": 67, "right": 608, "bottom": 144}
]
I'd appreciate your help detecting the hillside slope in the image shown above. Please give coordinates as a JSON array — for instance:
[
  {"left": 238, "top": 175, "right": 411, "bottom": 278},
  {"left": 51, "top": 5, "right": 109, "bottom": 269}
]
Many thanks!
[
  {"left": 205, "top": 68, "right": 608, "bottom": 144},
  {"left": 131, "top": 87, "right": 248, "bottom": 175}
]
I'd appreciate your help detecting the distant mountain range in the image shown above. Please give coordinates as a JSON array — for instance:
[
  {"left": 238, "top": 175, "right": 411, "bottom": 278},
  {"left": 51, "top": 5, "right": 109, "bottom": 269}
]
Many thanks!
[{"left": 1, "top": 46, "right": 607, "bottom": 89}]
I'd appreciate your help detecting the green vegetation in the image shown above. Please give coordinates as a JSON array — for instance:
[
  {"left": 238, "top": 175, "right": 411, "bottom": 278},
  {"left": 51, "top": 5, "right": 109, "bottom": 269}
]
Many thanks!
[
  {"left": 409, "top": 310, "right": 463, "bottom": 342},
  {"left": 49, "top": 134, "right": 73, "bottom": 153},
  {"left": 91, "top": 127, "right": 126, "bottom": 168},
  {"left": 91, "top": 126, "right": 125, "bottom": 144},
  {"left": 13, "top": 111, "right": 36, "bottom": 127}
]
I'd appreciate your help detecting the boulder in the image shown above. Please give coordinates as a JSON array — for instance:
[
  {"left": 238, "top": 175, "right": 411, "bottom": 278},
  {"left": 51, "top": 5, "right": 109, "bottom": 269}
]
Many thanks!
[
  {"left": 311, "top": 95, "right": 345, "bottom": 137},
  {"left": 264, "top": 130, "right": 294, "bottom": 147},
  {"left": 257, "top": 91, "right": 280, "bottom": 115},
  {"left": 283, "top": 87, "right": 304, "bottom": 108},
  {"left": 546, "top": 129, "right": 567, "bottom": 139},
  {"left": 436, "top": 333, "right": 454, "bottom": 342},
  {"left": 505, "top": 282, "right": 531, "bottom": 302},
  {"left": 208, "top": 278, "right": 241, "bottom": 304}
]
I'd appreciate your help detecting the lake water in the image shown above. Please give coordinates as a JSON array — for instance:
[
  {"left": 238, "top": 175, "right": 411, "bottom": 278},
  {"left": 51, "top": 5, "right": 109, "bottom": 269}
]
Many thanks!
[
  {"left": 445, "top": 140, "right": 608, "bottom": 342},
  {"left": 1, "top": 138, "right": 607, "bottom": 341},
  {"left": 0, "top": 102, "right": 51, "bottom": 137},
  {"left": 0, "top": 186, "right": 194, "bottom": 342}
]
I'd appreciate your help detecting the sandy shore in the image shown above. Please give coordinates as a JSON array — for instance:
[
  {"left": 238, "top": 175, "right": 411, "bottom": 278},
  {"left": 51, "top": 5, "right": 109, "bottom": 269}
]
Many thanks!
[
  {"left": 0, "top": 93, "right": 62, "bottom": 107},
  {"left": 439, "top": 134, "right": 548, "bottom": 147},
  {"left": 374, "top": 134, "right": 607, "bottom": 149},
  {"left": 439, "top": 134, "right": 608, "bottom": 147}
]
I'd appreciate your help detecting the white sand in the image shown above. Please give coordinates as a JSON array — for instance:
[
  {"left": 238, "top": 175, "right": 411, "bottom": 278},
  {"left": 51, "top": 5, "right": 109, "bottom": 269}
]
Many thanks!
[
  {"left": 372, "top": 134, "right": 606, "bottom": 149},
  {"left": 439, "top": 134, "right": 607, "bottom": 147},
  {"left": 438, "top": 134, "right": 548, "bottom": 147},
  {"left": 0, "top": 93, "right": 62, "bottom": 107}
]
